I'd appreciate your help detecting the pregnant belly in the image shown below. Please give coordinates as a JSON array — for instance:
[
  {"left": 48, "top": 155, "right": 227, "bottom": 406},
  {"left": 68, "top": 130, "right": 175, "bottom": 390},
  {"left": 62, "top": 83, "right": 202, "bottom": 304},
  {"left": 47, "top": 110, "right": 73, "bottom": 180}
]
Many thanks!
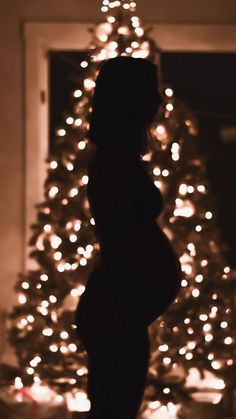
[
  {"left": 128, "top": 224, "right": 182, "bottom": 325},
  {"left": 76, "top": 224, "right": 182, "bottom": 332}
]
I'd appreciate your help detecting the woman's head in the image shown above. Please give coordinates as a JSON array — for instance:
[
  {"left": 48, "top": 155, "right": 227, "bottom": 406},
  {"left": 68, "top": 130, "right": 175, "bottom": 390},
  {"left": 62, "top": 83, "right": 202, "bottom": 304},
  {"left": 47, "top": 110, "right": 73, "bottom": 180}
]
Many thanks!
[{"left": 88, "top": 56, "right": 163, "bottom": 154}]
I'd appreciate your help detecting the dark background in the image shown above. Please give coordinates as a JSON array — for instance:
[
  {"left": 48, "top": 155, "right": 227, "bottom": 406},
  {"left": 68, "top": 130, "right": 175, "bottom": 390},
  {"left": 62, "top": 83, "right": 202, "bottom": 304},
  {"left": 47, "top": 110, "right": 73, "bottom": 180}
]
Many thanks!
[
  {"left": 49, "top": 51, "right": 236, "bottom": 268},
  {"left": 161, "top": 53, "right": 236, "bottom": 268}
]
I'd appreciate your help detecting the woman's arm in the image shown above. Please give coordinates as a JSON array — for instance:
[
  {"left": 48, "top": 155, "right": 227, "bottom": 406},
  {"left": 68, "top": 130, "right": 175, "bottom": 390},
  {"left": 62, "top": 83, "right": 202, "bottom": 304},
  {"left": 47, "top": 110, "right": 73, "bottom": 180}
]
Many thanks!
[{"left": 129, "top": 162, "right": 163, "bottom": 222}]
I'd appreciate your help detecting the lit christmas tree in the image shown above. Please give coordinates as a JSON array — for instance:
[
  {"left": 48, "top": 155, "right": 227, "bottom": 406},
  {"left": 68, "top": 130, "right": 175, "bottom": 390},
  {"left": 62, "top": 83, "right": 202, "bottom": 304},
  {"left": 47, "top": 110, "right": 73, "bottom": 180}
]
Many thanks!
[
  {"left": 6, "top": 1, "right": 236, "bottom": 417},
  {"left": 143, "top": 90, "right": 236, "bottom": 417}
]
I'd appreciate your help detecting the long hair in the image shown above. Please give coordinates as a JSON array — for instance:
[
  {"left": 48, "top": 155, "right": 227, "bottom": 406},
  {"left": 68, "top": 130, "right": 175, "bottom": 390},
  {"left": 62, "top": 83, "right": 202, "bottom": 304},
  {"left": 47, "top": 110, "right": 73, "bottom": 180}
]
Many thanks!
[{"left": 87, "top": 56, "right": 162, "bottom": 152}]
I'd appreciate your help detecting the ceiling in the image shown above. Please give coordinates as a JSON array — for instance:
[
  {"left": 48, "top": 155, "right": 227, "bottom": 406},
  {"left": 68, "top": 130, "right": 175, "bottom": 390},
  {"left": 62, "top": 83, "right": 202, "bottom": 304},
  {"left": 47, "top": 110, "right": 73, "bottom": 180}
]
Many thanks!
[
  {"left": 135, "top": 0, "right": 236, "bottom": 24},
  {"left": 2, "top": 0, "right": 236, "bottom": 26}
]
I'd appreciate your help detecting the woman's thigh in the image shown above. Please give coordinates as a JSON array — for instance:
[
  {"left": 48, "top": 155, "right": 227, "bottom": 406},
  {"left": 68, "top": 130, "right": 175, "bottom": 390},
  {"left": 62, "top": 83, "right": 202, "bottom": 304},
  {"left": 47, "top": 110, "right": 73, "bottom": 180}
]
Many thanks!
[
  {"left": 75, "top": 286, "right": 150, "bottom": 376},
  {"left": 76, "top": 288, "right": 150, "bottom": 417}
]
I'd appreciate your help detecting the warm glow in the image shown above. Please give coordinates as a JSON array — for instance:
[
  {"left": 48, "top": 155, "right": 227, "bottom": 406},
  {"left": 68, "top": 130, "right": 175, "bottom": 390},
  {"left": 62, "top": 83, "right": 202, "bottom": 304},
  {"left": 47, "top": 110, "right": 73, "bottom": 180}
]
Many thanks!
[
  {"left": 50, "top": 160, "right": 58, "bottom": 169},
  {"left": 42, "top": 328, "right": 53, "bottom": 337},
  {"left": 205, "top": 334, "right": 213, "bottom": 342},
  {"left": 37, "top": 307, "right": 48, "bottom": 316},
  {"left": 80, "top": 258, "right": 87, "bottom": 266},
  {"left": 49, "top": 186, "right": 59, "bottom": 198},
  {"left": 70, "top": 288, "right": 79, "bottom": 297},
  {"left": 49, "top": 295, "right": 57, "bottom": 303},
  {"left": 107, "top": 16, "right": 116, "bottom": 23},
  {"left": 181, "top": 279, "right": 188, "bottom": 287},
  {"left": 15, "top": 377, "right": 23, "bottom": 390},
  {"left": 74, "top": 89, "right": 82, "bottom": 98},
  {"left": 188, "top": 341, "right": 196, "bottom": 350},
  {"left": 51, "top": 235, "right": 62, "bottom": 249},
  {"left": 69, "top": 234, "right": 77, "bottom": 243},
  {"left": 187, "top": 185, "right": 194, "bottom": 193},
  {"left": 165, "top": 88, "right": 173, "bottom": 97},
  {"left": 44, "top": 224, "right": 52, "bottom": 232},
  {"left": 171, "top": 142, "right": 180, "bottom": 161},
  {"left": 27, "top": 315, "right": 35, "bottom": 323},
  {"left": 77, "top": 367, "right": 87, "bottom": 376},
  {"left": 212, "top": 361, "right": 221, "bottom": 370},
  {"left": 54, "top": 251, "right": 62, "bottom": 261},
  {"left": 205, "top": 211, "right": 213, "bottom": 219},
  {"left": 159, "top": 344, "right": 169, "bottom": 352},
  {"left": 65, "top": 391, "right": 91, "bottom": 412},
  {"left": 101, "top": 6, "right": 108, "bottom": 13},
  {"left": 74, "top": 220, "right": 81, "bottom": 231},
  {"left": 131, "top": 41, "right": 139, "bottom": 48},
  {"left": 224, "top": 337, "right": 233, "bottom": 345},
  {"left": 108, "top": 41, "right": 118, "bottom": 51},
  {"left": 68, "top": 343, "right": 77, "bottom": 352},
  {"left": 50, "top": 345, "right": 58, "bottom": 352},
  {"left": 66, "top": 117, "right": 74, "bottom": 125},
  {"left": 132, "top": 49, "right": 149, "bottom": 59},
  {"left": 197, "top": 184, "right": 206, "bottom": 193},
  {"left": 70, "top": 188, "right": 79, "bottom": 197},
  {"left": 57, "top": 129, "right": 66, "bottom": 136},
  {"left": 18, "top": 294, "right": 27, "bottom": 304},
  {"left": 118, "top": 26, "right": 129, "bottom": 35},
  {"left": 195, "top": 274, "right": 203, "bottom": 283},
  {"left": 82, "top": 175, "right": 89, "bottom": 185},
  {"left": 179, "top": 184, "right": 188, "bottom": 195},
  {"left": 86, "top": 244, "right": 94, "bottom": 253},
  {"left": 60, "top": 346, "right": 68, "bottom": 354},
  {"left": 166, "top": 103, "right": 173, "bottom": 112},
  {"left": 80, "top": 61, "right": 88, "bottom": 68},
  {"left": 156, "top": 124, "right": 165, "bottom": 135},
  {"left": 192, "top": 288, "right": 200, "bottom": 298},
  {"left": 84, "top": 79, "right": 96, "bottom": 91},
  {"left": 199, "top": 314, "right": 208, "bottom": 321},
  {"left": 153, "top": 167, "right": 161, "bottom": 176},
  {"left": 201, "top": 259, "right": 208, "bottom": 267},
  {"left": 30, "top": 356, "right": 41, "bottom": 367},
  {"left": 203, "top": 323, "right": 211, "bottom": 332},
  {"left": 174, "top": 199, "right": 195, "bottom": 217},
  {"left": 40, "top": 274, "right": 48, "bottom": 281},
  {"left": 162, "top": 169, "right": 169, "bottom": 177},
  {"left": 67, "top": 163, "right": 74, "bottom": 171},
  {"left": 135, "top": 27, "right": 144, "bottom": 37},
  {"left": 75, "top": 118, "right": 83, "bottom": 127}
]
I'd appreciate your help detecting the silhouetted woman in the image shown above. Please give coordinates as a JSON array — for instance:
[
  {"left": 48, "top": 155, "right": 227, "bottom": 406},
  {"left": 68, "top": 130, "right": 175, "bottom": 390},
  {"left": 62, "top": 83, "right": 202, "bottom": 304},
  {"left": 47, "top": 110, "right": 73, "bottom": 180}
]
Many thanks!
[{"left": 75, "top": 56, "right": 182, "bottom": 419}]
